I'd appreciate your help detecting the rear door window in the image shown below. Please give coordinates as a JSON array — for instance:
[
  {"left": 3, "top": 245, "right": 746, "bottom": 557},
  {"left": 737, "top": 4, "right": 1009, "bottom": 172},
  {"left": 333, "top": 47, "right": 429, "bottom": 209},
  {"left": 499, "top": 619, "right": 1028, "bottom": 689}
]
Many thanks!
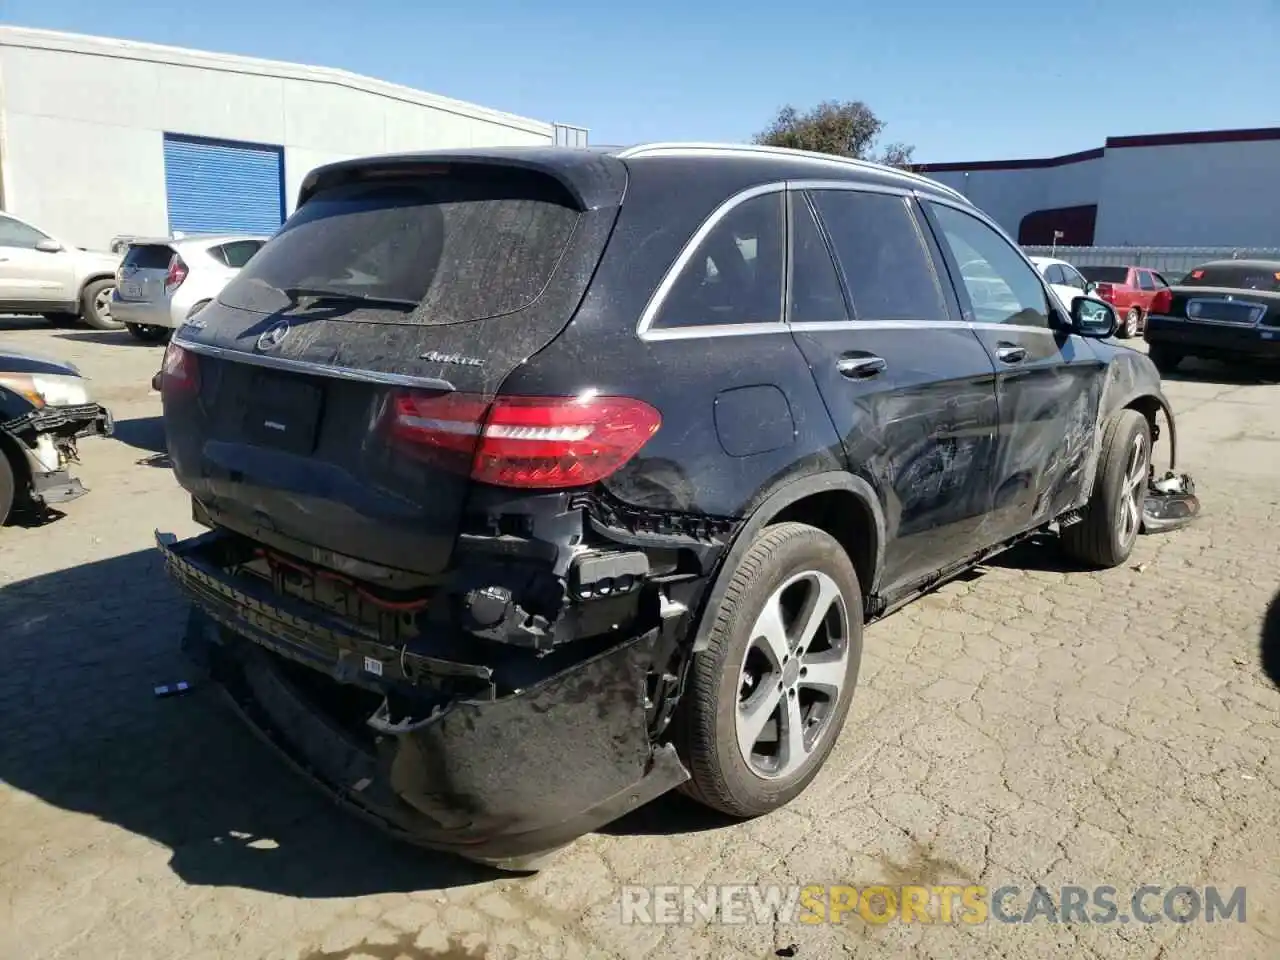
[
  {"left": 219, "top": 167, "right": 583, "bottom": 324},
  {"left": 652, "top": 191, "right": 785, "bottom": 329},
  {"left": 787, "top": 193, "right": 849, "bottom": 324},
  {"left": 810, "top": 190, "right": 947, "bottom": 323}
]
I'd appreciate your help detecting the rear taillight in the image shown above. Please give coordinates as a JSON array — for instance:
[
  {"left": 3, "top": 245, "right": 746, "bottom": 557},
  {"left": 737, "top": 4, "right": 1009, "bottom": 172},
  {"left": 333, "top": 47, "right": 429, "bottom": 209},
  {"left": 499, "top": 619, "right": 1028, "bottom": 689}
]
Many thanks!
[
  {"left": 388, "top": 391, "right": 662, "bottom": 489},
  {"left": 165, "top": 255, "right": 189, "bottom": 292},
  {"left": 1094, "top": 282, "right": 1114, "bottom": 302},
  {"left": 1150, "top": 289, "right": 1173, "bottom": 314},
  {"left": 159, "top": 341, "right": 199, "bottom": 397}
]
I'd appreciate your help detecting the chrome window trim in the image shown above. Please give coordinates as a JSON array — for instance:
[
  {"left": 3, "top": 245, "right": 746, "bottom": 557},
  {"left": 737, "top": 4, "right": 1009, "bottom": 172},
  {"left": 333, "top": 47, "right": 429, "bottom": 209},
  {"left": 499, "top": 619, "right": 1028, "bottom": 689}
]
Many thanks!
[
  {"left": 635, "top": 182, "right": 788, "bottom": 341},
  {"left": 171, "top": 334, "right": 457, "bottom": 392},
  {"left": 642, "top": 318, "right": 1062, "bottom": 341},
  {"left": 787, "top": 178, "right": 913, "bottom": 197}
]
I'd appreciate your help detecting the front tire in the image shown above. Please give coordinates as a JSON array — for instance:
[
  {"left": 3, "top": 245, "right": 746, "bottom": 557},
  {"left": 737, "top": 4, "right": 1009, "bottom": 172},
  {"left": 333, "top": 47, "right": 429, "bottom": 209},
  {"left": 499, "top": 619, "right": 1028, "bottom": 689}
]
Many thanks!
[
  {"left": 677, "top": 522, "right": 862, "bottom": 818},
  {"left": 80, "top": 278, "right": 122, "bottom": 330},
  {"left": 126, "top": 322, "right": 171, "bottom": 344},
  {"left": 1061, "top": 409, "right": 1151, "bottom": 569}
]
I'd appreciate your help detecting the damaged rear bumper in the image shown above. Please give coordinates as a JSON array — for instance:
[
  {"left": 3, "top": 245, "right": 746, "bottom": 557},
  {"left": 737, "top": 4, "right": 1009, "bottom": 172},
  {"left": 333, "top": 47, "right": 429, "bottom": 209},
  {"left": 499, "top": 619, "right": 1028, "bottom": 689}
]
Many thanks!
[{"left": 156, "top": 528, "right": 691, "bottom": 868}]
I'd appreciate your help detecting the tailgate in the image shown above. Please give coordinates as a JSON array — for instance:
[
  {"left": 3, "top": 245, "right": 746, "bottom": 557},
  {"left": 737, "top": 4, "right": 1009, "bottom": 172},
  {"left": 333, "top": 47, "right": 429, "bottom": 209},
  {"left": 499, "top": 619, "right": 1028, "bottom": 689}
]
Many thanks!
[
  {"left": 162, "top": 156, "right": 627, "bottom": 580},
  {"left": 118, "top": 243, "right": 176, "bottom": 301}
]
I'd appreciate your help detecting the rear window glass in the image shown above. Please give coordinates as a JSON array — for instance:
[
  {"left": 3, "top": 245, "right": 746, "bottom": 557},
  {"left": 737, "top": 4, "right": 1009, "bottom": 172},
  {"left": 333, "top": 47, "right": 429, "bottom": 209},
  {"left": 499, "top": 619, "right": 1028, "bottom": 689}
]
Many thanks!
[
  {"left": 1079, "top": 266, "right": 1128, "bottom": 283},
  {"left": 218, "top": 168, "right": 582, "bottom": 324},
  {"left": 1179, "top": 264, "right": 1280, "bottom": 292},
  {"left": 124, "top": 245, "right": 175, "bottom": 270}
]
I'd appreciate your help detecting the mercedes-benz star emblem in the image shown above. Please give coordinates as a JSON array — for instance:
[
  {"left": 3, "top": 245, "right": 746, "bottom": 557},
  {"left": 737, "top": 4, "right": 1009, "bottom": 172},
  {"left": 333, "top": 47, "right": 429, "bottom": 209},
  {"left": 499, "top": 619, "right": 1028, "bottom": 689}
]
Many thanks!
[{"left": 256, "top": 320, "right": 290, "bottom": 352}]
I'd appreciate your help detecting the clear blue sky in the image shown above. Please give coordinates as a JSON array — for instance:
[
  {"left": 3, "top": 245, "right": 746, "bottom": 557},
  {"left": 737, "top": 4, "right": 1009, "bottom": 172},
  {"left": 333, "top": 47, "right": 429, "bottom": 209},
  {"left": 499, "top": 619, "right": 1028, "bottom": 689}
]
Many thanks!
[{"left": 3, "top": 0, "right": 1278, "bottom": 162}]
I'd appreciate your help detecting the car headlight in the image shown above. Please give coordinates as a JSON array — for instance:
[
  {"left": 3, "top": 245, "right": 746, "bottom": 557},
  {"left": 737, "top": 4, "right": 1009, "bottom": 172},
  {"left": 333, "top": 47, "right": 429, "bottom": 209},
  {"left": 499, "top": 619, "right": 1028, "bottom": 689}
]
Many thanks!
[{"left": 0, "top": 373, "right": 92, "bottom": 408}]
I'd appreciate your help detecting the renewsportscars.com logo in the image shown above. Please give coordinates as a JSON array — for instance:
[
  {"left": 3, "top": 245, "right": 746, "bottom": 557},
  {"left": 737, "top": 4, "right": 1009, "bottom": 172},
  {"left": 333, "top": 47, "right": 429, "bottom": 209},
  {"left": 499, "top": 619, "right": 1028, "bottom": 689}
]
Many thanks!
[{"left": 619, "top": 884, "right": 1247, "bottom": 926}]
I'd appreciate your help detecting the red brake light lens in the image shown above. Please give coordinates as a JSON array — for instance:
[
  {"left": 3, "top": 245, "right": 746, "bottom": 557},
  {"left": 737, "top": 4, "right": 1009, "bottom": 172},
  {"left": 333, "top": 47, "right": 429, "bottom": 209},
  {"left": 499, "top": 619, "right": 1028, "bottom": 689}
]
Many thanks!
[
  {"left": 1190, "top": 269, "right": 1205, "bottom": 280},
  {"left": 388, "top": 391, "right": 662, "bottom": 489},
  {"left": 160, "top": 341, "right": 199, "bottom": 396},
  {"left": 1150, "top": 288, "right": 1173, "bottom": 314},
  {"left": 165, "top": 254, "right": 189, "bottom": 292}
]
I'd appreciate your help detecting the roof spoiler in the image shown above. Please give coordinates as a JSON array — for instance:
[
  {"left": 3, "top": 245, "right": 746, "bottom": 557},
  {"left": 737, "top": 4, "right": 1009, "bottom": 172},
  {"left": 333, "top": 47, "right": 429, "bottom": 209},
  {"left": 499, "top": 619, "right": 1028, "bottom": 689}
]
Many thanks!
[{"left": 296, "top": 149, "right": 629, "bottom": 214}]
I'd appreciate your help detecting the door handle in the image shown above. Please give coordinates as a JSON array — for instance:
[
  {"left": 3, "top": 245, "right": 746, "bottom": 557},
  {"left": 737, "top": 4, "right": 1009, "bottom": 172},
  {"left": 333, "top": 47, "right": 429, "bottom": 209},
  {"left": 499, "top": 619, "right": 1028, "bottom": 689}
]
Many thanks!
[
  {"left": 996, "top": 344, "right": 1027, "bottom": 364},
  {"left": 837, "top": 355, "right": 886, "bottom": 380}
]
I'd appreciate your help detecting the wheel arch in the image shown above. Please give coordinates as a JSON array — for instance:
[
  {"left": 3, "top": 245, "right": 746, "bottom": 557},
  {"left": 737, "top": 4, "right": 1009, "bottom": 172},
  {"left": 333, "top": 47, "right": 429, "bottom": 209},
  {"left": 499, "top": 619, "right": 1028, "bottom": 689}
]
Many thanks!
[
  {"left": 78, "top": 272, "right": 117, "bottom": 299},
  {"left": 1116, "top": 390, "right": 1178, "bottom": 472},
  {"left": 690, "top": 471, "right": 886, "bottom": 652}
]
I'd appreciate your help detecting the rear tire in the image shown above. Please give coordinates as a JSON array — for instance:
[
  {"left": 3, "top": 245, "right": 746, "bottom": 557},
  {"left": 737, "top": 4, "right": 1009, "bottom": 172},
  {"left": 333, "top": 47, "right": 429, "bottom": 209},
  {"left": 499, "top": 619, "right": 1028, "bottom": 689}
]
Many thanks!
[
  {"left": 1120, "top": 308, "right": 1141, "bottom": 338},
  {"left": 126, "top": 322, "right": 171, "bottom": 344},
  {"left": 1148, "top": 343, "right": 1183, "bottom": 374},
  {"left": 1061, "top": 409, "right": 1151, "bottom": 569},
  {"left": 676, "top": 522, "right": 862, "bottom": 818},
  {"left": 80, "top": 278, "right": 122, "bottom": 330}
]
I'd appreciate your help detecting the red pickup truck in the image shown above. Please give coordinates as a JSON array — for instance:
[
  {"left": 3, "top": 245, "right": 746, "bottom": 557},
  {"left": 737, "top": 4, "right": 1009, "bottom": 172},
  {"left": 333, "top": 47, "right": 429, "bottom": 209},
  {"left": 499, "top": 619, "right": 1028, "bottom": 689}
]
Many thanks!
[{"left": 1079, "top": 265, "right": 1173, "bottom": 338}]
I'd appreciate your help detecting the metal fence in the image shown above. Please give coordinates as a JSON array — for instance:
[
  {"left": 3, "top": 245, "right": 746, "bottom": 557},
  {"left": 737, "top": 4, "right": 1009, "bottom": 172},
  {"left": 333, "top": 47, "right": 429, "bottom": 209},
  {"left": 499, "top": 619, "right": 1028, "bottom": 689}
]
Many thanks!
[
  {"left": 552, "top": 123, "right": 590, "bottom": 148},
  {"left": 1021, "top": 245, "right": 1280, "bottom": 276}
]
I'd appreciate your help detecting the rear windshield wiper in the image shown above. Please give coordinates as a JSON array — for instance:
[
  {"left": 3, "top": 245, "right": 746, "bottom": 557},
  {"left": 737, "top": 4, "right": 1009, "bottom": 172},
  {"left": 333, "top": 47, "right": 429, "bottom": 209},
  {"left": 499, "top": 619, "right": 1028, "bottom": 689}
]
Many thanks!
[{"left": 281, "top": 287, "right": 420, "bottom": 311}]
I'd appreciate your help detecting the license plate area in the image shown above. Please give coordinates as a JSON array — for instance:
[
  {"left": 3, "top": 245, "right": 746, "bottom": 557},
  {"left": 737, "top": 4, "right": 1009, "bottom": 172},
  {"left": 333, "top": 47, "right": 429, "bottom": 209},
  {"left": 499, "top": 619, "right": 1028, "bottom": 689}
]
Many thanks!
[
  {"left": 1186, "top": 298, "right": 1265, "bottom": 326},
  {"left": 119, "top": 280, "right": 143, "bottom": 299},
  {"left": 243, "top": 372, "right": 323, "bottom": 455}
]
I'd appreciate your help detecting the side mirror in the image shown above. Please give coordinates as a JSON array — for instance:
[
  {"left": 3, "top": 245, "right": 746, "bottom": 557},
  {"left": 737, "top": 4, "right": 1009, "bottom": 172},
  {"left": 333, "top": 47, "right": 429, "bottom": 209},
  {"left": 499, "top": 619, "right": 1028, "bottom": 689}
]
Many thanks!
[
  {"left": 35, "top": 238, "right": 63, "bottom": 253},
  {"left": 1084, "top": 280, "right": 1097, "bottom": 294},
  {"left": 1071, "top": 296, "right": 1117, "bottom": 338}
]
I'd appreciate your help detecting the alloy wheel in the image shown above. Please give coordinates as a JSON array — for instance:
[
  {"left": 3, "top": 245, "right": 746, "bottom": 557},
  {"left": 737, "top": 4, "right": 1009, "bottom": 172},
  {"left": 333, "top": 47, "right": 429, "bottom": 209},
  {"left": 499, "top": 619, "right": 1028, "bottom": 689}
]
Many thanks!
[
  {"left": 1117, "top": 432, "right": 1148, "bottom": 546},
  {"left": 735, "top": 570, "right": 850, "bottom": 781}
]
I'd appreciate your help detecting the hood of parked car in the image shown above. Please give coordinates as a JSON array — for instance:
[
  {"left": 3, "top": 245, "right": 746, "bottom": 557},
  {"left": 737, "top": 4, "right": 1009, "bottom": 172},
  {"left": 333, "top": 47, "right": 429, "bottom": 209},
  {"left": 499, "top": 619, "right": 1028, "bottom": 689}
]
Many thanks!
[{"left": 0, "top": 346, "right": 83, "bottom": 378}]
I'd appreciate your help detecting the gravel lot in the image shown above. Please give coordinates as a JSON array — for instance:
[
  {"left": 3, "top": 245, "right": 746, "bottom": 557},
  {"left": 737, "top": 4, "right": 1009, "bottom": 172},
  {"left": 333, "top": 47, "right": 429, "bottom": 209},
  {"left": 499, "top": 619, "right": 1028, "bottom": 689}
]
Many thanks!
[{"left": 1, "top": 318, "right": 1277, "bottom": 960}]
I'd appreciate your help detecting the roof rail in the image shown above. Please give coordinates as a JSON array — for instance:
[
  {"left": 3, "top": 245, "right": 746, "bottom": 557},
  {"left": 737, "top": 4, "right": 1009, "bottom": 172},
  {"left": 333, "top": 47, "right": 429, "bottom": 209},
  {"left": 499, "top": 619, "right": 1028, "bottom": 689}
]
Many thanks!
[{"left": 614, "top": 142, "right": 967, "bottom": 202}]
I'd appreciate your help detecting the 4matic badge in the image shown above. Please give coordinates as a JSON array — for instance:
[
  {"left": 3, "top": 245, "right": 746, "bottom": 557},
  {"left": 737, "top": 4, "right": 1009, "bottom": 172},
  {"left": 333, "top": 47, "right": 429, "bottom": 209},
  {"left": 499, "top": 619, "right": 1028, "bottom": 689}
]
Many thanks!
[{"left": 421, "top": 350, "right": 485, "bottom": 367}]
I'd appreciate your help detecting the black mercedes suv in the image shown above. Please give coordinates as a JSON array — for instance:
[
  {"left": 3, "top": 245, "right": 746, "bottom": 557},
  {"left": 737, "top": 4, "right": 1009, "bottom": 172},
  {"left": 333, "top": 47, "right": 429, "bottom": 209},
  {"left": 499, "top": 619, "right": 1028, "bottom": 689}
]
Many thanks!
[{"left": 156, "top": 143, "right": 1185, "bottom": 869}]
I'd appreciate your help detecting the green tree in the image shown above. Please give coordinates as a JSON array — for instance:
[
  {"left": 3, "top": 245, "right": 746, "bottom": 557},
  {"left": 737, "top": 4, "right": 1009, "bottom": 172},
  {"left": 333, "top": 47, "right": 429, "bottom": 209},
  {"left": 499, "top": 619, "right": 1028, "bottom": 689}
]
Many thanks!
[{"left": 753, "top": 100, "right": 915, "bottom": 169}]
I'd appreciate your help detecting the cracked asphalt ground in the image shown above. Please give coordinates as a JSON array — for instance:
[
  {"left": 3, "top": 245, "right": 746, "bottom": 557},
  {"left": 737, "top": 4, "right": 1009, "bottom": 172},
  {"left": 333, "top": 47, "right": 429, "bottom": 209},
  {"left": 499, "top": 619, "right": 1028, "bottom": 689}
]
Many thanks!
[{"left": 1, "top": 317, "right": 1277, "bottom": 960}]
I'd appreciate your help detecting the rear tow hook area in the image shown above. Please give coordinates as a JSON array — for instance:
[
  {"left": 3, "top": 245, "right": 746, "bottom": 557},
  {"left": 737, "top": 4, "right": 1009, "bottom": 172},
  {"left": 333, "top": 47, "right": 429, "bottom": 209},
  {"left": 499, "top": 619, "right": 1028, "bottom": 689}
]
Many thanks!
[{"left": 1142, "top": 471, "right": 1200, "bottom": 534}]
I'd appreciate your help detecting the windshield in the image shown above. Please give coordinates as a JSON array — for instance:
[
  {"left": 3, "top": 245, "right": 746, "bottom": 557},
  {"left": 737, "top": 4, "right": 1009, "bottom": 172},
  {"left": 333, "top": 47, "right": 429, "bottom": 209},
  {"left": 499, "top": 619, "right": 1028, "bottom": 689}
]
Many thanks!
[{"left": 218, "top": 167, "right": 582, "bottom": 325}]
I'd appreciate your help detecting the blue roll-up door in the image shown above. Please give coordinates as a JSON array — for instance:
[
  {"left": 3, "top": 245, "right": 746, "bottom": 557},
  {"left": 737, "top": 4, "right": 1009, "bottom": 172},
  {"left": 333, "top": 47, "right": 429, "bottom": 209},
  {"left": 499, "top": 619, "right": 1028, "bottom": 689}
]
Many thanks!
[{"left": 163, "top": 134, "right": 285, "bottom": 235}]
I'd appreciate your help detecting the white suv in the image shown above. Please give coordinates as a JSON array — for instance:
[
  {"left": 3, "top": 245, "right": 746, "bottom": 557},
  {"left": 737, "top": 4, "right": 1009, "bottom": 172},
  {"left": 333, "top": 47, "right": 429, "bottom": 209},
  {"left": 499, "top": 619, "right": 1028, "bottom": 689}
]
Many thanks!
[
  {"left": 112, "top": 235, "right": 267, "bottom": 342},
  {"left": 0, "top": 212, "right": 122, "bottom": 329}
]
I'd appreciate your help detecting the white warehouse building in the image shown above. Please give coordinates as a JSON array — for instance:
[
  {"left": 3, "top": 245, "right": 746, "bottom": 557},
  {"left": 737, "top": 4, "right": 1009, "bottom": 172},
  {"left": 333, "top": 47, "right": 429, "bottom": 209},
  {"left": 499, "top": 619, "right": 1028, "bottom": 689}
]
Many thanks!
[
  {"left": 0, "top": 27, "right": 584, "bottom": 250},
  {"left": 916, "top": 127, "right": 1280, "bottom": 249}
]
